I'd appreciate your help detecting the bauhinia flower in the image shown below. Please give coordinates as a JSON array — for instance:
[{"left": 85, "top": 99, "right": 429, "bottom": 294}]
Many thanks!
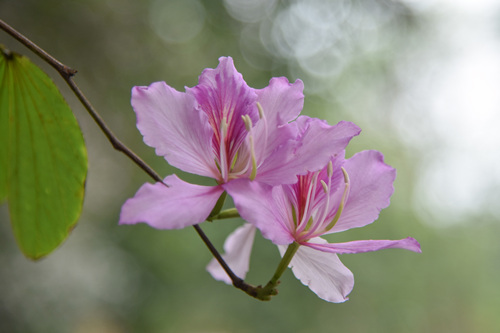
[
  {"left": 208, "top": 149, "right": 421, "bottom": 302},
  {"left": 119, "top": 57, "right": 360, "bottom": 229}
]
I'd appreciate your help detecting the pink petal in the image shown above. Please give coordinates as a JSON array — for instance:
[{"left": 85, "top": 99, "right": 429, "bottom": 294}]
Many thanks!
[
  {"left": 119, "top": 175, "right": 224, "bottom": 229},
  {"left": 206, "top": 224, "right": 257, "bottom": 284},
  {"left": 304, "top": 237, "right": 422, "bottom": 254},
  {"left": 251, "top": 78, "right": 304, "bottom": 176},
  {"left": 187, "top": 57, "right": 259, "bottom": 163},
  {"left": 255, "top": 77, "right": 304, "bottom": 127},
  {"left": 132, "top": 82, "right": 216, "bottom": 178},
  {"left": 223, "top": 179, "right": 295, "bottom": 245},
  {"left": 278, "top": 237, "right": 354, "bottom": 303},
  {"left": 257, "top": 118, "right": 361, "bottom": 185},
  {"left": 331, "top": 150, "right": 396, "bottom": 233}
]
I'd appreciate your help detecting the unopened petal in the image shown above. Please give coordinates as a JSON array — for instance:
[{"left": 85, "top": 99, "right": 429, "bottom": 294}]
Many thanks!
[
  {"left": 278, "top": 237, "right": 354, "bottom": 303},
  {"left": 119, "top": 175, "right": 224, "bottom": 229},
  {"left": 331, "top": 150, "right": 396, "bottom": 233},
  {"left": 206, "top": 224, "right": 257, "bottom": 284},
  {"left": 304, "top": 237, "right": 422, "bottom": 254},
  {"left": 132, "top": 82, "right": 216, "bottom": 178}
]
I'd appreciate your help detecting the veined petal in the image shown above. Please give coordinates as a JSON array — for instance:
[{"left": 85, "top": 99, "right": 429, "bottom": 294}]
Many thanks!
[
  {"left": 255, "top": 77, "right": 304, "bottom": 126},
  {"left": 206, "top": 224, "right": 257, "bottom": 284},
  {"left": 187, "top": 57, "right": 258, "bottom": 170},
  {"left": 294, "top": 117, "right": 361, "bottom": 165},
  {"left": 330, "top": 150, "right": 396, "bottom": 233},
  {"left": 257, "top": 118, "right": 361, "bottom": 185},
  {"left": 119, "top": 175, "right": 224, "bottom": 229},
  {"left": 223, "top": 179, "right": 295, "bottom": 245},
  {"left": 132, "top": 82, "right": 216, "bottom": 178},
  {"left": 303, "top": 237, "right": 422, "bottom": 254},
  {"left": 278, "top": 237, "right": 354, "bottom": 303}
]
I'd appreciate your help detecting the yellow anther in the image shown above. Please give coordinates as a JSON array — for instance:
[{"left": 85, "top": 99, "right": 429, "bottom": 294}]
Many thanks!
[
  {"left": 327, "top": 161, "right": 333, "bottom": 178},
  {"left": 320, "top": 180, "right": 328, "bottom": 194},
  {"left": 256, "top": 102, "right": 264, "bottom": 119},
  {"left": 242, "top": 114, "right": 253, "bottom": 132}
]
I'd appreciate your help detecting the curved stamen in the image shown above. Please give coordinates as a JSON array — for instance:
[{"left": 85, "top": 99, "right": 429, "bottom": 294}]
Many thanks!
[
  {"left": 300, "top": 166, "right": 350, "bottom": 240},
  {"left": 324, "top": 167, "right": 350, "bottom": 231},
  {"left": 291, "top": 202, "right": 298, "bottom": 227},
  {"left": 314, "top": 161, "right": 334, "bottom": 229},
  {"left": 241, "top": 114, "right": 258, "bottom": 180},
  {"left": 219, "top": 117, "right": 229, "bottom": 181}
]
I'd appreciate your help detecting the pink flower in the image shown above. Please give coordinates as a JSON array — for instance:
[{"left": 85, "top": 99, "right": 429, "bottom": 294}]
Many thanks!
[
  {"left": 119, "top": 57, "right": 360, "bottom": 229},
  {"left": 208, "top": 150, "right": 421, "bottom": 302}
]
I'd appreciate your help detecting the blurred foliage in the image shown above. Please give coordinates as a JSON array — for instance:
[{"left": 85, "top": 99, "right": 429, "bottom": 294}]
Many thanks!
[{"left": 1, "top": 0, "right": 499, "bottom": 332}]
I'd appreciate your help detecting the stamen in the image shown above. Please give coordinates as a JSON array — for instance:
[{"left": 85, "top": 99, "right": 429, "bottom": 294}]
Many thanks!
[
  {"left": 301, "top": 167, "right": 333, "bottom": 239},
  {"left": 296, "top": 172, "right": 319, "bottom": 233},
  {"left": 304, "top": 216, "right": 314, "bottom": 231},
  {"left": 241, "top": 114, "right": 258, "bottom": 180},
  {"left": 291, "top": 204, "right": 298, "bottom": 227},
  {"left": 325, "top": 167, "right": 350, "bottom": 231},
  {"left": 256, "top": 102, "right": 264, "bottom": 119},
  {"left": 219, "top": 116, "right": 229, "bottom": 181},
  {"left": 327, "top": 161, "right": 333, "bottom": 178},
  {"left": 242, "top": 114, "right": 252, "bottom": 132},
  {"left": 231, "top": 152, "right": 239, "bottom": 169},
  {"left": 320, "top": 180, "right": 328, "bottom": 194}
]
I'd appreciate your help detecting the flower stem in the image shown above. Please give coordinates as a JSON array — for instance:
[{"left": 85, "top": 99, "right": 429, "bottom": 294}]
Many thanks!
[
  {"left": 268, "top": 242, "right": 300, "bottom": 286},
  {"left": 249, "top": 242, "right": 300, "bottom": 300}
]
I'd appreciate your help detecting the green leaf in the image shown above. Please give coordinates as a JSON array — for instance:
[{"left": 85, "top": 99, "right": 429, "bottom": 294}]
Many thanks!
[{"left": 0, "top": 46, "right": 87, "bottom": 260}]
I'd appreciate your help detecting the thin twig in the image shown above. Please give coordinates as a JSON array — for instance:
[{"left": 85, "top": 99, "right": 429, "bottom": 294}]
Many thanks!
[
  {"left": 0, "top": 18, "right": 162, "bottom": 183},
  {"left": 193, "top": 224, "right": 277, "bottom": 300},
  {"left": 0, "top": 19, "right": 258, "bottom": 295}
]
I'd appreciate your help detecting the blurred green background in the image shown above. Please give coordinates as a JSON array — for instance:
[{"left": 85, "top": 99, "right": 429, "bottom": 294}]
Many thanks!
[{"left": 1, "top": 0, "right": 499, "bottom": 332}]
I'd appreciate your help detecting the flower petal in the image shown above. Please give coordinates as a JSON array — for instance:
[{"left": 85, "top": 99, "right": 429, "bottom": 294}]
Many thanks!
[
  {"left": 251, "top": 78, "right": 304, "bottom": 178},
  {"left": 331, "top": 150, "right": 396, "bottom": 233},
  {"left": 206, "top": 224, "right": 257, "bottom": 284},
  {"left": 255, "top": 77, "right": 304, "bottom": 126},
  {"left": 119, "top": 175, "right": 224, "bottom": 229},
  {"left": 303, "top": 237, "right": 422, "bottom": 254},
  {"left": 187, "top": 57, "right": 258, "bottom": 167},
  {"left": 132, "top": 82, "right": 216, "bottom": 178},
  {"left": 256, "top": 118, "right": 361, "bottom": 185},
  {"left": 223, "top": 179, "right": 295, "bottom": 245},
  {"left": 279, "top": 237, "right": 354, "bottom": 303}
]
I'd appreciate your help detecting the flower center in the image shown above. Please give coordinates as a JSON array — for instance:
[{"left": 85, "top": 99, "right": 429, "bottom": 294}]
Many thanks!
[
  {"left": 292, "top": 164, "right": 350, "bottom": 241},
  {"left": 223, "top": 102, "right": 264, "bottom": 182}
]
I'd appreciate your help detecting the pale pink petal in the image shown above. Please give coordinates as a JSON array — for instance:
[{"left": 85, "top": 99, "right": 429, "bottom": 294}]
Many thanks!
[
  {"left": 278, "top": 237, "right": 354, "bottom": 303},
  {"left": 303, "top": 237, "right": 422, "bottom": 254},
  {"left": 223, "top": 179, "right": 295, "bottom": 245},
  {"left": 255, "top": 77, "right": 304, "bottom": 126},
  {"left": 252, "top": 78, "right": 304, "bottom": 161},
  {"left": 206, "top": 224, "right": 257, "bottom": 284},
  {"left": 132, "top": 82, "right": 216, "bottom": 178},
  {"left": 119, "top": 175, "right": 224, "bottom": 229},
  {"left": 256, "top": 118, "right": 361, "bottom": 185},
  {"left": 331, "top": 150, "right": 396, "bottom": 233}
]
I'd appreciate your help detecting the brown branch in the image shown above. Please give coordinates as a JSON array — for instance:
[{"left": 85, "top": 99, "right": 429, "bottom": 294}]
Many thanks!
[
  {"left": 0, "top": 18, "right": 162, "bottom": 183},
  {"left": 0, "top": 19, "right": 268, "bottom": 297}
]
